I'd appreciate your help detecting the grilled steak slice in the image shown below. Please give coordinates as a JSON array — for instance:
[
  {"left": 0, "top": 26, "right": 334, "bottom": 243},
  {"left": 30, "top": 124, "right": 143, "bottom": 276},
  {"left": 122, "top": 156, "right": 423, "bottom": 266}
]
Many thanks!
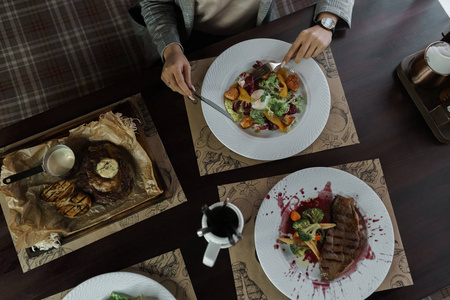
[
  {"left": 319, "top": 195, "right": 364, "bottom": 281},
  {"left": 78, "top": 142, "right": 133, "bottom": 204}
]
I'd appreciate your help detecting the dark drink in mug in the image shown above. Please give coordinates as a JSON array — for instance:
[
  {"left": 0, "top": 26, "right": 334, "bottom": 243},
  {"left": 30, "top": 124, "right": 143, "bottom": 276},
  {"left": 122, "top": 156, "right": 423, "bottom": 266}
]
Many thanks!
[
  {"left": 206, "top": 205, "right": 239, "bottom": 237},
  {"left": 200, "top": 201, "right": 244, "bottom": 267}
]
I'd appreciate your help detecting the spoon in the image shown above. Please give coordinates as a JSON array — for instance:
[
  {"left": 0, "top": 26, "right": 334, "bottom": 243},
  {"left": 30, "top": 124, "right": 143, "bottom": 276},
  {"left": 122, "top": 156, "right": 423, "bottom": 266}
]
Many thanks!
[{"left": 197, "top": 227, "right": 213, "bottom": 237}]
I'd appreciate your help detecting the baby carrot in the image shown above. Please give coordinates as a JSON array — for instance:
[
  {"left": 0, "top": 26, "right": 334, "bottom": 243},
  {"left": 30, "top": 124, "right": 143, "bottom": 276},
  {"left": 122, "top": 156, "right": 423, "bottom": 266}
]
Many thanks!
[
  {"left": 314, "top": 232, "right": 322, "bottom": 241},
  {"left": 290, "top": 210, "right": 301, "bottom": 221}
]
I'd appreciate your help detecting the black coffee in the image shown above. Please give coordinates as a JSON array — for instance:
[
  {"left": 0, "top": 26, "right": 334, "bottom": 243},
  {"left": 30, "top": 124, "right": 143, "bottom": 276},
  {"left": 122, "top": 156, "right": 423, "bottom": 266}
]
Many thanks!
[{"left": 206, "top": 206, "right": 239, "bottom": 238}]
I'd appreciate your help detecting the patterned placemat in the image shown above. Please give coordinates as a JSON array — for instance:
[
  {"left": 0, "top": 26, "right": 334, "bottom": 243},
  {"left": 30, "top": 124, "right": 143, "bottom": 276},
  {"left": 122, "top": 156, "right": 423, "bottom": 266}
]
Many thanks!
[
  {"left": 217, "top": 158, "right": 413, "bottom": 299},
  {"left": 0, "top": 94, "right": 187, "bottom": 273},
  {"left": 185, "top": 47, "right": 359, "bottom": 176},
  {"left": 42, "top": 248, "right": 197, "bottom": 300}
]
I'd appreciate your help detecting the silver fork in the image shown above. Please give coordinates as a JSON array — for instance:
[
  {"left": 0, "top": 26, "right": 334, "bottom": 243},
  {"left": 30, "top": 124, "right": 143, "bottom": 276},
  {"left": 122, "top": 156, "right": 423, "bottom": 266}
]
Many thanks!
[{"left": 252, "top": 61, "right": 281, "bottom": 80}]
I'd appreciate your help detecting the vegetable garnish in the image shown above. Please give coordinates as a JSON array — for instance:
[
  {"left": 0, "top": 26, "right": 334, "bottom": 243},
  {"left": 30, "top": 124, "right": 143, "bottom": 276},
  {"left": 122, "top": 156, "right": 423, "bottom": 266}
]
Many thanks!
[
  {"left": 314, "top": 232, "right": 322, "bottom": 241},
  {"left": 301, "top": 208, "right": 324, "bottom": 224},
  {"left": 278, "top": 237, "right": 306, "bottom": 245},
  {"left": 109, "top": 292, "right": 143, "bottom": 300},
  {"left": 305, "top": 240, "right": 320, "bottom": 259},
  {"left": 290, "top": 210, "right": 301, "bottom": 221},
  {"left": 280, "top": 208, "right": 336, "bottom": 262},
  {"left": 319, "top": 223, "right": 336, "bottom": 229},
  {"left": 109, "top": 292, "right": 130, "bottom": 300}
]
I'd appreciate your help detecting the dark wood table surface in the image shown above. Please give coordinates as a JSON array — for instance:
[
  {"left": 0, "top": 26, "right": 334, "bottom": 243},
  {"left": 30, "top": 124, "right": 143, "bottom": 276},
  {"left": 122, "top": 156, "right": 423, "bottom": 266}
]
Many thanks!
[{"left": 1, "top": 0, "right": 449, "bottom": 299}]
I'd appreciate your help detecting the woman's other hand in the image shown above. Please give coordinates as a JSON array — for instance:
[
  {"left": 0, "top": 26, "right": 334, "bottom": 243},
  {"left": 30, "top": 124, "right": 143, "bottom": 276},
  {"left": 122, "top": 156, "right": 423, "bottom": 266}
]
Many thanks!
[{"left": 162, "top": 44, "right": 195, "bottom": 99}]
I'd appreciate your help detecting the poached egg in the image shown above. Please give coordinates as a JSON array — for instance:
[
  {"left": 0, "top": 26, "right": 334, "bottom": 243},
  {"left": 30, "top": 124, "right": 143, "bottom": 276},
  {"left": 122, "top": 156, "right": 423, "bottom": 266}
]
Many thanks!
[{"left": 251, "top": 89, "right": 270, "bottom": 110}]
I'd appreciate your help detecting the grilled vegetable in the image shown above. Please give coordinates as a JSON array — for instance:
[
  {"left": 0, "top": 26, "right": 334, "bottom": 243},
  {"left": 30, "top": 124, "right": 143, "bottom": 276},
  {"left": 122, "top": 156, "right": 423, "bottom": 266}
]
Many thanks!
[{"left": 301, "top": 208, "right": 324, "bottom": 224}]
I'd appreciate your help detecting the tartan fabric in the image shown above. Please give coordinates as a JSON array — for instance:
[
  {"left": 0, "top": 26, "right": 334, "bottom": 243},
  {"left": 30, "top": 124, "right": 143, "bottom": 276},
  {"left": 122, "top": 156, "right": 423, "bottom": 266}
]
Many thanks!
[
  {"left": 0, "top": 0, "right": 317, "bottom": 129},
  {"left": 0, "top": 0, "right": 145, "bottom": 129}
]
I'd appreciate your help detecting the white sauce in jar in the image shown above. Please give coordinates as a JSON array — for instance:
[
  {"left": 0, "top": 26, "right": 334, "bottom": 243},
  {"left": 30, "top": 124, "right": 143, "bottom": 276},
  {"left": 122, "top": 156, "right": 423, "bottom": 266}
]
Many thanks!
[
  {"left": 45, "top": 148, "right": 75, "bottom": 175},
  {"left": 426, "top": 42, "right": 450, "bottom": 74}
]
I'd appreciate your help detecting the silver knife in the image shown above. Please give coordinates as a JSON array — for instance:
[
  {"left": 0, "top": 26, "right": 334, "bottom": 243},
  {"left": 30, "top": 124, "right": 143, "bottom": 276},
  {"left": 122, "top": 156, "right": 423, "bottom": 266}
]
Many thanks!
[{"left": 191, "top": 91, "right": 233, "bottom": 121}]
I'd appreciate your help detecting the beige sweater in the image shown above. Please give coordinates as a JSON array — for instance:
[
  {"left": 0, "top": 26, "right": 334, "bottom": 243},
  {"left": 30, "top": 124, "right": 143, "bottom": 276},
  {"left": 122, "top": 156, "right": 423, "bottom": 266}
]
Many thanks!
[{"left": 194, "top": 0, "right": 261, "bottom": 35}]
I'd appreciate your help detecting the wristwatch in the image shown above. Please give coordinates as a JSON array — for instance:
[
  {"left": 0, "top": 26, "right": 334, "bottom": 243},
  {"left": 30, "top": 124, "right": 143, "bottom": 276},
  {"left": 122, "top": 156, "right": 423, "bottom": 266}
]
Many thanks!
[{"left": 316, "top": 17, "right": 336, "bottom": 34}]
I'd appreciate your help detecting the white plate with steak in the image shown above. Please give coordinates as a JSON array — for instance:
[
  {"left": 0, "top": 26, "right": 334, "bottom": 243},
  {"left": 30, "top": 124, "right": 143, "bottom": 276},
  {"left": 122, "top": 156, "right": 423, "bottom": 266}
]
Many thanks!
[{"left": 254, "top": 167, "right": 394, "bottom": 300}]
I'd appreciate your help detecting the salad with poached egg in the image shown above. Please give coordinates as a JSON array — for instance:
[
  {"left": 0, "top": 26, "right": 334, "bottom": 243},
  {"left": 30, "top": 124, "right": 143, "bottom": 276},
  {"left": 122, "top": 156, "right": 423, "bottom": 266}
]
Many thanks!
[{"left": 223, "top": 61, "right": 305, "bottom": 133}]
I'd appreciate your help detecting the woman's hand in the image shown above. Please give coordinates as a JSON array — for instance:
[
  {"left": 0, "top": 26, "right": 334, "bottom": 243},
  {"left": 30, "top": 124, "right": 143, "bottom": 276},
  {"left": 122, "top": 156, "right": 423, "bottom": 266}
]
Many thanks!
[
  {"left": 281, "top": 13, "right": 338, "bottom": 67},
  {"left": 281, "top": 25, "right": 332, "bottom": 67},
  {"left": 162, "top": 44, "right": 195, "bottom": 99}
]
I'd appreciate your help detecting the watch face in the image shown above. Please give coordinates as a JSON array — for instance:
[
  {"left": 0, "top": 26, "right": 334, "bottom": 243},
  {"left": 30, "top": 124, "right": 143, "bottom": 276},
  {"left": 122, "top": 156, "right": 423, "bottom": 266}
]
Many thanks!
[{"left": 321, "top": 18, "right": 335, "bottom": 30}]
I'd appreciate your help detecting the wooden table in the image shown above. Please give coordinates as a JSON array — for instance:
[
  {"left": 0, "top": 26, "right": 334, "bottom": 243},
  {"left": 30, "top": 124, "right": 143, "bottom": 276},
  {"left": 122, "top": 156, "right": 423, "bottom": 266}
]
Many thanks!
[{"left": 1, "top": 1, "right": 449, "bottom": 299}]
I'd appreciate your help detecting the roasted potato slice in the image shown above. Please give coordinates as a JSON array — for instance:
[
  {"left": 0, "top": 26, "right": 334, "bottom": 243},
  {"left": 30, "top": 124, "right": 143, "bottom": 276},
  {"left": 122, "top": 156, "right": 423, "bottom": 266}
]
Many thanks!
[
  {"left": 240, "top": 116, "right": 256, "bottom": 128},
  {"left": 224, "top": 87, "right": 239, "bottom": 100},
  {"left": 282, "top": 114, "right": 296, "bottom": 126},
  {"left": 286, "top": 74, "right": 300, "bottom": 91}
]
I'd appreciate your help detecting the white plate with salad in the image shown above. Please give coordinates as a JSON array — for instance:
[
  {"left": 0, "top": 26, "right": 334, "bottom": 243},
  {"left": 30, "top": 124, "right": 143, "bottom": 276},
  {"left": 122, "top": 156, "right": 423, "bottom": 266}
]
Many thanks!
[
  {"left": 254, "top": 167, "right": 394, "bottom": 300},
  {"left": 63, "top": 272, "right": 175, "bottom": 300},
  {"left": 201, "top": 38, "right": 330, "bottom": 161}
]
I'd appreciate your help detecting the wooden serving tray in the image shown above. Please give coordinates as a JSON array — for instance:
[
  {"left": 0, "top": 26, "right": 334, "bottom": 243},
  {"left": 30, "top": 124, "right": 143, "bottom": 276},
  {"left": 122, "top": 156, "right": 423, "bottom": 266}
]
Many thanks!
[
  {"left": 396, "top": 53, "right": 450, "bottom": 143},
  {"left": 0, "top": 99, "right": 171, "bottom": 257}
]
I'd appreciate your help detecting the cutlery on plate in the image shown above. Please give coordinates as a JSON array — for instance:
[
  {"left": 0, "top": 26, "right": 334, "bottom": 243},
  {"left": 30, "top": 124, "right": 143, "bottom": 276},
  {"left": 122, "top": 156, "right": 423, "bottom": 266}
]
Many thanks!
[
  {"left": 190, "top": 90, "right": 233, "bottom": 121},
  {"left": 252, "top": 61, "right": 281, "bottom": 80},
  {"left": 253, "top": 59, "right": 298, "bottom": 80}
]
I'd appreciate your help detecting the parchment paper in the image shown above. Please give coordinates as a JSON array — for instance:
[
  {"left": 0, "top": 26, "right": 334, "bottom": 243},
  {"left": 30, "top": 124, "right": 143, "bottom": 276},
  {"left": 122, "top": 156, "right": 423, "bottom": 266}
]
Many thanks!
[
  {"left": 185, "top": 47, "right": 359, "bottom": 176},
  {"left": 1, "top": 111, "right": 163, "bottom": 249},
  {"left": 217, "top": 159, "right": 413, "bottom": 299},
  {"left": 42, "top": 248, "right": 197, "bottom": 300},
  {"left": 0, "top": 94, "right": 187, "bottom": 272}
]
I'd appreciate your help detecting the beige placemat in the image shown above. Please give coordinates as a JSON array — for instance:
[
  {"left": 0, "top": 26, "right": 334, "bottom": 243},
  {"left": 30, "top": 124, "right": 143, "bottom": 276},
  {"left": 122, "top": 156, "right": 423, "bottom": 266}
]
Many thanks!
[
  {"left": 186, "top": 47, "right": 359, "bottom": 176},
  {"left": 42, "top": 248, "right": 197, "bottom": 300},
  {"left": 0, "top": 94, "right": 187, "bottom": 273},
  {"left": 217, "top": 158, "right": 413, "bottom": 299}
]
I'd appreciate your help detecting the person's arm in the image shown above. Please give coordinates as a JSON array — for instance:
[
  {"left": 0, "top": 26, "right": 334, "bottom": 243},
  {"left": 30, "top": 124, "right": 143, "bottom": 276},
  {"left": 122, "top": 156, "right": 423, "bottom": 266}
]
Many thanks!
[
  {"left": 140, "top": 0, "right": 183, "bottom": 60},
  {"left": 140, "top": 0, "right": 194, "bottom": 98},
  {"left": 314, "top": 0, "right": 354, "bottom": 30},
  {"left": 281, "top": 0, "right": 354, "bottom": 66}
]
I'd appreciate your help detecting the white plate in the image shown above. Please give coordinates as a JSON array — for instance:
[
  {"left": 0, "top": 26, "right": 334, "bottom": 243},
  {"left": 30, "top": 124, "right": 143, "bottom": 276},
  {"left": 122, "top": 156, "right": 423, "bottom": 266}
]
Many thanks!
[
  {"left": 202, "top": 38, "right": 330, "bottom": 161},
  {"left": 254, "top": 167, "right": 394, "bottom": 300},
  {"left": 63, "top": 272, "right": 175, "bottom": 300}
]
